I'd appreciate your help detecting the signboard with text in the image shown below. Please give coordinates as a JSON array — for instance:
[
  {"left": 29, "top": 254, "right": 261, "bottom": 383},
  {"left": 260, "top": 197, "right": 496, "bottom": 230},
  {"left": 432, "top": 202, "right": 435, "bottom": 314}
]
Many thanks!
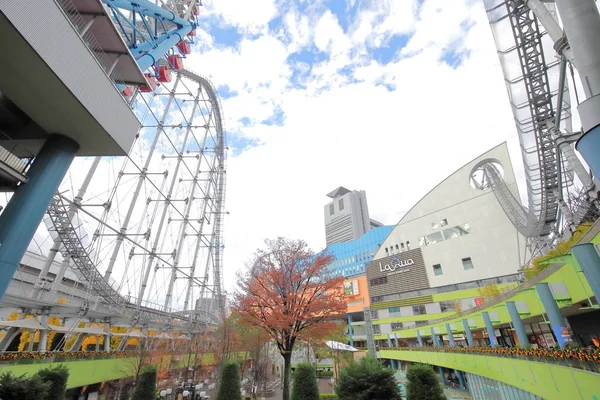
[{"left": 366, "top": 248, "right": 430, "bottom": 297}]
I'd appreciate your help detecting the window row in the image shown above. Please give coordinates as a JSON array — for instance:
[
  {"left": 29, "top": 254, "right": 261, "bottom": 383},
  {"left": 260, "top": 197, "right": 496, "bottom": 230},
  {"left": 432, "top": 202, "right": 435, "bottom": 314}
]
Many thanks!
[
  {"left": 432, "top": 257, "right": 474, "bottom": 276},
  {"left": 418, "top": 223, "right": 471, "bottom": 247},
  {"left": 390, "top": 320, "right": 429, "bottom": 331},
  {"left": 328, "top": 198, "right": 345, "bottom": 215},
  {"left": 385, "top": 241, "right": 411, "bottom": 256},
  {"left": 370, "top": 276, "right": 388, "bottom": 286},
  {"left": 369, "top": 273, "right": 522, "bottom": 303}
]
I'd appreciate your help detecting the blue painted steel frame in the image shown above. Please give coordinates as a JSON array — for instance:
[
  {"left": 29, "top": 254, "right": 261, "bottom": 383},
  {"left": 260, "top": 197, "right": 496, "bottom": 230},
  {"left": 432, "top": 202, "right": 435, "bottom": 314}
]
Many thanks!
[{"left": 102, "top": 0, "right": 195, "bottom": 72}]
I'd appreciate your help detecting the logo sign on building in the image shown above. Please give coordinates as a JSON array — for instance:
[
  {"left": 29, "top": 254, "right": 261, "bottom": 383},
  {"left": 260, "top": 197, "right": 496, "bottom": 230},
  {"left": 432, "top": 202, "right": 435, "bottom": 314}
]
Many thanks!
[
  {"left": 366, "top": 248, "right": 430, "bottom": 298},
  {"left": 379, "top": 258, "right": 415, "bottom": 274},
  {"left": 343, "top": 280, "right": 359, "bottom": 296}
]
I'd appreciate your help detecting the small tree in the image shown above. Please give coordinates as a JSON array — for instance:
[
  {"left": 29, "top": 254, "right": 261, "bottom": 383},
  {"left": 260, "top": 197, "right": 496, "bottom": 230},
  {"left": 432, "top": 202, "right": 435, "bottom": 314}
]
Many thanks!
[
  {"left": 131, "top": 365, "right": 157, "bottom": 400},
  {"left": 292, "top": 363, "right": 319, "bottom": 400},
  {"left": 236, "top": 238, "right": 346, "bottom": 400},
  {"left": 406, "top": 364, "right": 446, "bottom": 400},
  {"left": 335, "top": 356, "right": 400, "bottom": 400},
  {"left": 216, "top": 360, "right": 242, "bottom": 400},
  {"left": 0, "top": 372, "right": 49, "bottom": 400},
  {"left": 37, "top": 365, "right": 69, "bottom": 400},
  {"left": 477, "top": 284, "right": 500, "bottom": 302}
]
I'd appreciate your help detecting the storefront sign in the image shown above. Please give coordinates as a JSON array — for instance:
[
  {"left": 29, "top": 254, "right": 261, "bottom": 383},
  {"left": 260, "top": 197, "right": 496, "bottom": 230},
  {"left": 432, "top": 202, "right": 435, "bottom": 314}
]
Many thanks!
[
  {"left": 343, "top": 280, "right": 360, "bottom": 296},
  {"left": 379, "top": 258, "right": 415, "bottom": 273}
]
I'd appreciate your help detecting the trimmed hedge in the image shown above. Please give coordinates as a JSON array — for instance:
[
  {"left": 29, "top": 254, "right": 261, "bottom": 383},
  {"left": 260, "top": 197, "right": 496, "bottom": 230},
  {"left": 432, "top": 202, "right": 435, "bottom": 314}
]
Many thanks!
[{"left": 320, "top": 395, "right": 338, "bottom": 399}]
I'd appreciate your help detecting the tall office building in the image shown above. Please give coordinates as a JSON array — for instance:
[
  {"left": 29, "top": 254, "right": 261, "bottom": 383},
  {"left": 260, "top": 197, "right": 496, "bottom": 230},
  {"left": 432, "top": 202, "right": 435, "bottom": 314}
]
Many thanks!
[{"left": 325, "top": 187, "right": 376, "bottom": 246}]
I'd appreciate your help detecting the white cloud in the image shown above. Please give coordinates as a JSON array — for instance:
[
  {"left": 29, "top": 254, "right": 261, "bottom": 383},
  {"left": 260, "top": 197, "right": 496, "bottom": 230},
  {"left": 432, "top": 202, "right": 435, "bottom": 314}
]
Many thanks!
[{"left": 201, "top": 0, "right": 278, "bottom": 34}]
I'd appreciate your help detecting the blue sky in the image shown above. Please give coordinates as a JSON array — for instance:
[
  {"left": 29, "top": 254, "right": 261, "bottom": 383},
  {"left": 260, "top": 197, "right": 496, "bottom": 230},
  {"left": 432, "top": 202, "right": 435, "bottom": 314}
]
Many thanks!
[{"left": 181, "top": 0, "right": 524, "bottom": 291}]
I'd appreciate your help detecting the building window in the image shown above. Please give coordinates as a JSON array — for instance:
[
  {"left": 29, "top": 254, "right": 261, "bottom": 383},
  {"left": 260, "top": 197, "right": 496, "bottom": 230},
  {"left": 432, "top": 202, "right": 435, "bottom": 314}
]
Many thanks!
[
  {"left": 443, "top": 223, "right": 471, "bottom": 240},
  {"left": 400, "top": 243, "right": 405, "bottom": 251},
  {"left": 389, "top": 307, "right": 401, "bottom": 314},
  {"left": 406, "top": 241, "right": 410, "bottom": 250},
  {"left": 391, "top": 323, "right": 403, "bottom": 331},
  {"left": 370, "top": 276, "right": 388, "bottom": 286},
  {"left": 339, "top": 198, "right": 344, "bottom": 211},
  {"left": 329, "top": 204, "right": 334, "bottom": 215},
  {"left": 412, "top": 305, "right": 426, "bottom": 315},
  {"left": 415, "top": 320, "right": 429, "bottom": 327},
  {"left": 395, "top": 244, "right": 399, "bottom": 251},
  {"left": 372, "top": 325, "right": 381, "bottom": 335},
  {"left": 462, "top": 257, "right": 474, "bottom": 270},
  {"left": 433, "top": 264, "right": 443, "bottom": 276},
  {"left": 440, "top": 301, "right": 455, "bottom": 312},
  {"left": 371, "top": 296, "right": 383, "bottom": 303},
  {"left": 370, "top": 310, "right": 379, "bottom": 320},
  {"left": 385, "top": 247, "right": 389, "bottom": 254}
]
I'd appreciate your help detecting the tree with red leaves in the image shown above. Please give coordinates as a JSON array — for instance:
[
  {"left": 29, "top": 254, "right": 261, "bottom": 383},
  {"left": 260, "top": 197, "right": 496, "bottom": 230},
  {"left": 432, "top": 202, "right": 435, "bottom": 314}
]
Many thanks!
[{"left": 236, "top": 238, "right": 346, "bottom": 400}]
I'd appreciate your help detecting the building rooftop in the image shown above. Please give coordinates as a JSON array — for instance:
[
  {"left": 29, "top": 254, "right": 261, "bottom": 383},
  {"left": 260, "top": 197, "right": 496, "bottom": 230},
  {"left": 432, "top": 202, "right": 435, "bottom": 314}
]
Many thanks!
[{"left": 326, "top": 186, "right": 352, "bottom": 198}]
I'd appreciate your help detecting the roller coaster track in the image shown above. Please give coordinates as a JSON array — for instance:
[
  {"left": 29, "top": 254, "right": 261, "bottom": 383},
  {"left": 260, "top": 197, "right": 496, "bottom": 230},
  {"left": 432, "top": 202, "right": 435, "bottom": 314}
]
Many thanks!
[
  {"left": 44, "top": 69, "right": 226, "bottom": 326},
  {"left": 483, "top": 0, "right": 566, "bottom": 239}
]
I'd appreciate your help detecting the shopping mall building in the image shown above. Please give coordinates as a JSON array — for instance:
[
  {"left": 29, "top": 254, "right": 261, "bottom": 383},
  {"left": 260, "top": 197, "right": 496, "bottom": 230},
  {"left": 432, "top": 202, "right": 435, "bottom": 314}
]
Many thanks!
[{"left": 346, "top": 143, "right": 530, "bottom": 347}]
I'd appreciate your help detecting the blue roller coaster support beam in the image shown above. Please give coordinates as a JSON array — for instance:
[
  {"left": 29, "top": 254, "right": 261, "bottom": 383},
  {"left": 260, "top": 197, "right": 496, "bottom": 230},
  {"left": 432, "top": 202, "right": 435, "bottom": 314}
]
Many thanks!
[
  {"left": 135, "top": 26, "right": 191, "bottom": 72},
  {"left": 103, "top": 0, "right": 190, "bottom": 27},
  {"left": 102, "top": 0, "right": 194, "bottom": 71},
  {"left": 0, "top": 135, "right": 79, "bottom": 300}
]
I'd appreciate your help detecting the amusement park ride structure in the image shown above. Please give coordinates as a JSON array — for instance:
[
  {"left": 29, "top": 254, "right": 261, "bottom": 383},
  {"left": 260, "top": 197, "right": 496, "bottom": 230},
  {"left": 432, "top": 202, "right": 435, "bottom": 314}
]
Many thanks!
[
  {"left": 0, "top": 0, "right": 226, "bottom": 339},
  {"left": 481, "top": 0, "right": 600, "bottom": 260}
]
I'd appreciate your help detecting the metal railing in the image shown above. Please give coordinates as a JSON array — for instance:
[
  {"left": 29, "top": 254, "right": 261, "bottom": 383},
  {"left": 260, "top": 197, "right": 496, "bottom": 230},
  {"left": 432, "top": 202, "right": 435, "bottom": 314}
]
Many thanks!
[
  {"left": 0, "top": 132, "right": 33, "bottom": 176},
  {"left": 55, "top": 0, "right": 128, "bottom": 86}
]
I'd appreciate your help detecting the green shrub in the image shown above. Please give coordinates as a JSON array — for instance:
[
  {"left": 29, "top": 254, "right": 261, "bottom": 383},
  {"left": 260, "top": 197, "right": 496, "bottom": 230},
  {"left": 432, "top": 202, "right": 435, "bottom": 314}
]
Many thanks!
[
  {"left": 216, "top": 361, "right": 242, "bottom": 400},
  {"left": 292, "top": 363, "right": 319, "bottom": 400},
  {"left": 406, "top": 364, "right": 446, "bottom": 400},
  {"left": 132, "top": 365, "right": 157, "bottom": 400},
  {"left": 0, "top": 372, "right": 49, "bottom": 399},
  {"left": 37, "top": 365, "right": 69, "bottom": 400},
  {"left": 320, "top": 395, "right": 338, "bottom": 399},
  {"left": 335, "top": 356, "right": 401, "bottom": 400}
]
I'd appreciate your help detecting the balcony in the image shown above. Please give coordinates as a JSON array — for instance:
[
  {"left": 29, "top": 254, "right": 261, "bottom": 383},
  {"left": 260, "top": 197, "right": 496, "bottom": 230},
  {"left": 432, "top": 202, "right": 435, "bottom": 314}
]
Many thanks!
[{"left": 0, "top": 0, "right": 143, "bottom": 158}]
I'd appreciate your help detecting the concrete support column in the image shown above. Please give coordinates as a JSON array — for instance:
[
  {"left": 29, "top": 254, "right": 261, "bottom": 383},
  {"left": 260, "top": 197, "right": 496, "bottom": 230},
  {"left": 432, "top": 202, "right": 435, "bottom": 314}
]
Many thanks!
[
  {"left": 387, "top": 336, "right": 397, "bottom": 369},
  {"left": 456, "top": 370, "right": 465, "bottom": 390},
  {"left": 506, "top": 302, "right": 529, "bottom": 346},
  {"left": 347, "top": 315, "right": 353, "bottom": 347},
  {"left": 445, "top": 324, "right": 454, "bottom": 347},
  {"left": 38, "top": 315, "right": 49, "bottom": 353},
  {"left": 27, "top": 331, "right": 35, "bottom": 351},
  {"left": 0, "top": 134, "right": 79, "bottom": 300},
  {"left": 482, "top": 312, "right": 497, "bottom": 347},
  {"left": 430, "top": 327, "right": 439, "bottom": 347},
  {"left": 462, "top": 319, "right": 474, "bottom": 346},
  {"left": 536, "top": 283, "right": 572, "bottom": 347},
  {"left": 571, "top": 244, "right": 600, "bottom": 301},
  {"left": 416, "top": 330, "right": 423, "bottom": 347},
  {"left": 104, "top": 323, "right": 111, "bottom": 352},
  {"left": 438, "top": 366, "right": 444, "bottom": 384}
]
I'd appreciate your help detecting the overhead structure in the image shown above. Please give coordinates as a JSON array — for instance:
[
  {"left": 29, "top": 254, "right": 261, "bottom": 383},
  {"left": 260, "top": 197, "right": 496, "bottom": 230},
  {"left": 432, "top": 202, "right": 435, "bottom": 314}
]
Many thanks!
[
  {"left": 30, "top": 69, "right": 227, "bottom": 328},
  {"left": 482, "top": 0, "right": 597, "bottom": 248}
]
